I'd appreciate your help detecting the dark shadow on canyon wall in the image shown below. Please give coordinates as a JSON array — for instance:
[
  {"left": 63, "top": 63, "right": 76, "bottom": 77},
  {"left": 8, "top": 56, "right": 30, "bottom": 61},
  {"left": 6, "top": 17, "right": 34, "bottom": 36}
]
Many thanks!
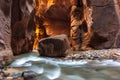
[{"left": 11, "top": 0, "right": 35, "bottom": 55}]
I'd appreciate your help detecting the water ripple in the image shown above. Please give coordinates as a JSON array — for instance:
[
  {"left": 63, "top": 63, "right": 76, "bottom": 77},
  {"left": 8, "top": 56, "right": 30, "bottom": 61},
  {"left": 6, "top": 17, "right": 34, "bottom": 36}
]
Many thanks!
[{"left": 11, "top": 55, "right": 120, "bottom": 67}]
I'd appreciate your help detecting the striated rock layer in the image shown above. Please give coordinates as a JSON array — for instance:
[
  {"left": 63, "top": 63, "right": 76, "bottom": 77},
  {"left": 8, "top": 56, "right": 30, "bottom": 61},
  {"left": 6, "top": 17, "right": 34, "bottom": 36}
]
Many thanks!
[
  {"left": 35, "top": 0, "right": 120, "bottom": 51},
  {"left": 90, "top": 0, "right": 120, "bottom": 49}
]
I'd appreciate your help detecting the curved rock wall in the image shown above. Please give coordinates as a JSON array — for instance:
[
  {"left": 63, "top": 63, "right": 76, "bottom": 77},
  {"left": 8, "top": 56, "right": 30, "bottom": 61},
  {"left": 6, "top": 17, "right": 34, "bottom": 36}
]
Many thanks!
[
  {"left": 0, "top": 0, "right": 13, "bottom": 61},
  {"left": 90, "top": 0, "right": 120, "bottom": 49},
  {"left": 36, "top": 0, "right": 120, "bottom": 50},
  {"left": 35, "top": 0, "right": 71, "bottom": 37},
  {"left": 11, "top": 0, "right": 35, "bottom": 55}
]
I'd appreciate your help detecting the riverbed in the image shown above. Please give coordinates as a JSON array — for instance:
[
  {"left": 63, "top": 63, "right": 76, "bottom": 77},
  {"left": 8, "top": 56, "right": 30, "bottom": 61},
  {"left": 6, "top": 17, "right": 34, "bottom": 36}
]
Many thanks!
[{"left": 9, "top": 51, "right": 120, "bottom": 80}]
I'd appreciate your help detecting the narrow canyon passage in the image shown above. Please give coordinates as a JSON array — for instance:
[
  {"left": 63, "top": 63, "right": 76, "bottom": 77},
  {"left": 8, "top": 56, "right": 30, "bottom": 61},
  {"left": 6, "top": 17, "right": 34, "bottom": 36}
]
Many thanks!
[{"left": 0, "top": 0, "right": 120, "bottom": 80}]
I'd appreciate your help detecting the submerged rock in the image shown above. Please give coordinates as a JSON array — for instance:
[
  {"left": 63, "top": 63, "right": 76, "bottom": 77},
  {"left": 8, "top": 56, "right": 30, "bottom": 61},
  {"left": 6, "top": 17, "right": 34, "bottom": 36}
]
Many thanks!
[{"left": 22, "top": 71, "right": 38, "bottom": 80}]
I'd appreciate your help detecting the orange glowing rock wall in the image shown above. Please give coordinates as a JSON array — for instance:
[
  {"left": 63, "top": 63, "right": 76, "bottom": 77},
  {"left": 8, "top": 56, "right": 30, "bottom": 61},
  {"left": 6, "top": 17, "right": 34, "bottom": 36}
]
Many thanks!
[
  {"left": 33, "top": 0, "right": 71, "bottom": 49},
  {"left": 33, "top": 0, "right": 120, "bottom": 50}
]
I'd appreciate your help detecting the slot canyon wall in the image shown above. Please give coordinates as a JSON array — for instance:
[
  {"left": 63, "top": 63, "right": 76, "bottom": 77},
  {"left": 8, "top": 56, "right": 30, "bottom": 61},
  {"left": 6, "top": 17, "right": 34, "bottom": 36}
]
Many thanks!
[
  {"left": 0, "top": 0, "right": 120, "bottom": 59},
  {"left": 90, "top": 0, "right": 120, "bottom": 49},
  {"left": 11, "top": 0, "right": 35, "bottom": 55},
  {"left": 0, "top": 0, "right": 35, "bottom": 61},
  {"left": 35, "top": 0, "right": 120, "bottom": 50},
  {"left": 0, "top": 0, "right": 13, "bottom": 61}
]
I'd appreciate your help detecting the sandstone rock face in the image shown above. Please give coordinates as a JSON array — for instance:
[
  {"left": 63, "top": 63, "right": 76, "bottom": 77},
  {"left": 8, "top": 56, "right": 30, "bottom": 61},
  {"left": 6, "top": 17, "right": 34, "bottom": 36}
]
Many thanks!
[
  {"left": 11, "top": 0, "right": 35, "bottom": 55},
  {"left": 90, "top": 0, "right": 120, "bottom": 49},
  {"left": 0, "top": 0, "right": 13, "bottom": 60},
  {"left": 36, "top": 0, "right": 120, "bottom": 51},
  {"left": 35, "top": 0, "right": 71, "bottom": 37}
]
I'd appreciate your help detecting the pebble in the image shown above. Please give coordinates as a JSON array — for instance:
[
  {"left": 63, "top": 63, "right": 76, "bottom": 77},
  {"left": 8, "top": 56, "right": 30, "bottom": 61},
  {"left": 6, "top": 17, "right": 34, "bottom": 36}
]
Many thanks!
[
  {"left": 65, "top": 49, "right": 120, "bottom": 60},
  {"left": 11, "top": 73, "right": 22, "bottom": 79},
  {"left": 0, "top": 66, "right": 23, "bottom": 80}
]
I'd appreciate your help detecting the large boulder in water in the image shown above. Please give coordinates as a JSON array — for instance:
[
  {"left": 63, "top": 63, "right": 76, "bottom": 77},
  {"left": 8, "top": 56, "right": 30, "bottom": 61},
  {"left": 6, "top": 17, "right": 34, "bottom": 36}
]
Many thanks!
[{"left": 38, "top": 34, "right": 72, "bottom": 57}]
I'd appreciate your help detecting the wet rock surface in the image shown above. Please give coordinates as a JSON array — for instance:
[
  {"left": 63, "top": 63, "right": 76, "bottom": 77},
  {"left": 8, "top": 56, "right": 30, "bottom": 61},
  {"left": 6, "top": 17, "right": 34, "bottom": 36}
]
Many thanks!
[
  {"left": 22, "top": 71, "right": 39, "bottom": 80},
  {"left": 0, "top": 66, "right": 39, "bottom": 80},
  {"left": 0, "top": 66, "right": 23, "bottom": 80}
]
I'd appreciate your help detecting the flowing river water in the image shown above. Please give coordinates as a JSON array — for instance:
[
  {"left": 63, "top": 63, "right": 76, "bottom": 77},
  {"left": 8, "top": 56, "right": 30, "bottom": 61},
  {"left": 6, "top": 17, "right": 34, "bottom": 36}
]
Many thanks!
[{"left": 10, "top": 52, "right": 120, "bottom": 80}]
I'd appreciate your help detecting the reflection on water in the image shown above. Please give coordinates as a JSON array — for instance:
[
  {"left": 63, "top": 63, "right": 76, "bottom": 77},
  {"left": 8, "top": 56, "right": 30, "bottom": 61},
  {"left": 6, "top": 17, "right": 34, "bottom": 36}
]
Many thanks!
[{"left": 11, "top": 53, "right": 120, "bottom": 80}]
